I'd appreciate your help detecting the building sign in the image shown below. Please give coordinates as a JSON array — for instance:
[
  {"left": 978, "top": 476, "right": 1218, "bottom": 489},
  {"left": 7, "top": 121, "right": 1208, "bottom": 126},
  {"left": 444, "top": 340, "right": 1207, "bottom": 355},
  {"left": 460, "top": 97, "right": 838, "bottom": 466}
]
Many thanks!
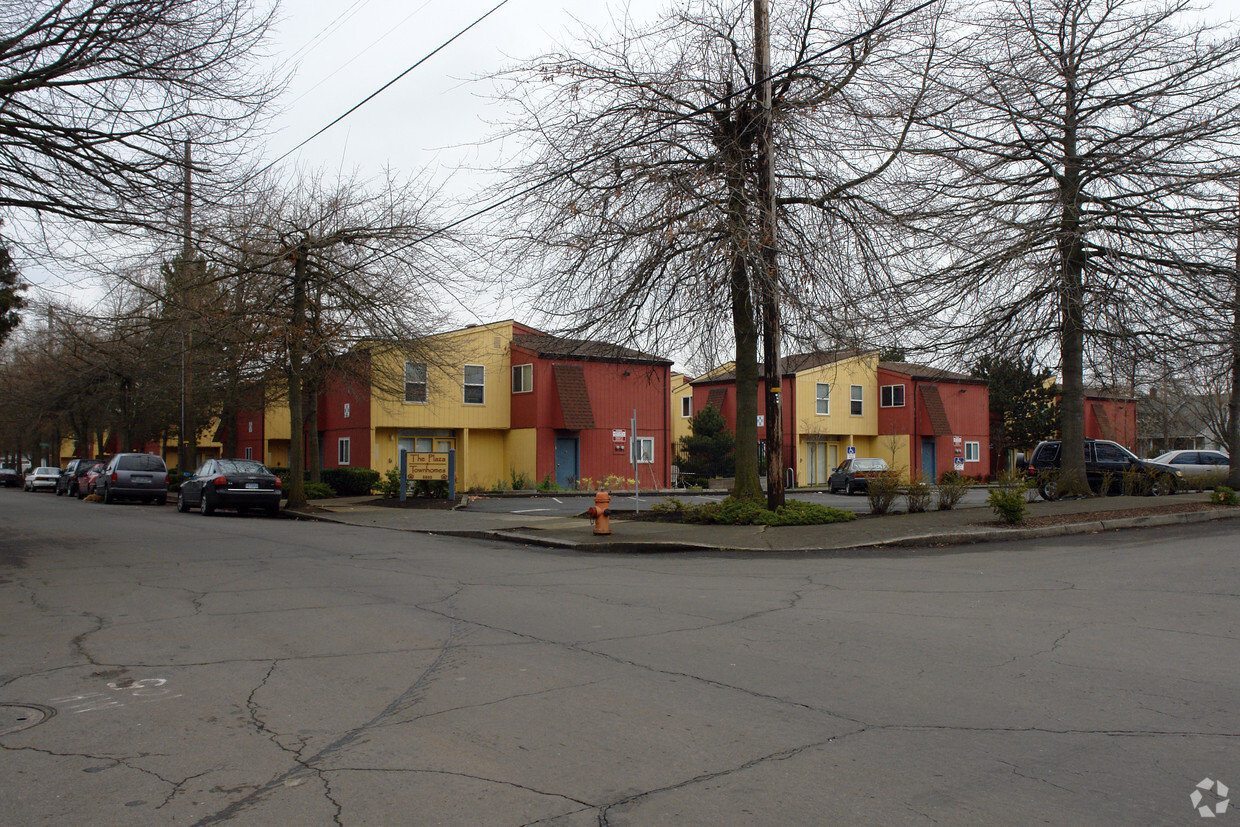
[
  {"left": 406, "top": 452, "right": 450, "bottom": 481},
  {"left": 613, "top": 428, "right": 627, "bottom": 451},
  {"left": 954, "top": 457, "right": 965, "bottom": 472},
  {"left": 847, "top": 445, "right": 856, "bottom": 458},
  {"left": 757, "top": 415, "right": 765, "bottom": 427}
]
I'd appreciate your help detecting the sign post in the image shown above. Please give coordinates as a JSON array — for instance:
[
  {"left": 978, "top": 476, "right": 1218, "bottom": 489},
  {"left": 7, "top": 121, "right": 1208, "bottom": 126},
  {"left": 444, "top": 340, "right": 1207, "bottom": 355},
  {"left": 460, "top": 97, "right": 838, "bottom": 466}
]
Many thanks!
[{"left": 399, "top": 449, "right": 407, "bottom": 502}]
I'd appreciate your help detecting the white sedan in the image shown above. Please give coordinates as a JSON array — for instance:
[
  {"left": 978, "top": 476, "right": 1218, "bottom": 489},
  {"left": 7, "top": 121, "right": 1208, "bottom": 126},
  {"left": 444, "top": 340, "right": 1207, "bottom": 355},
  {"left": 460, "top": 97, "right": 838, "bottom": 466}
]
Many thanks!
[
  {"left": 1151, "top": 450, "right": 1231, "bottom": 483},
  {"left": 24, "top": 466, "right": 62, "bottom": 492}
]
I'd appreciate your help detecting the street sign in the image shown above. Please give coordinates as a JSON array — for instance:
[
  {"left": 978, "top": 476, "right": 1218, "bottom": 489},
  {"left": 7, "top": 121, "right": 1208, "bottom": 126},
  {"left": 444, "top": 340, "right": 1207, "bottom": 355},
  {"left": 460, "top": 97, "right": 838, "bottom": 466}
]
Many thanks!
[
  {"left": 847, "top": 446, "right": 856, "bottom": 458},
  {"left": 954, "top": 457, "right": 965, "bottom": 472}
]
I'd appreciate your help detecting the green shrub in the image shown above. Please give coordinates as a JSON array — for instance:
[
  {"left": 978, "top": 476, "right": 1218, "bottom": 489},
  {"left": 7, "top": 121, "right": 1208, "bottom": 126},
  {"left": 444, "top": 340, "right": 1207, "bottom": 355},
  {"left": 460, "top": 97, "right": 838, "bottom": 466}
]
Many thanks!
[
  {"left": 303, "top": 481, "right": 335, "bottom": 500},
  {"left": 987, "top": 487, "right": 1028, "bottom": 524},
  {"left": 537, "top": 473, "right": 560, "bottom": 492},
  {"left": 904, "top": 476, "right": 932, "bottom": 513},
  {"left": 935, "top": 472, "right": 971, "bottom": 510},
  {"left": 510, "top": 468, "right": 531, "bottom": 490},
  {"left": 376, "top": 467, "right": 402, "bottom": 497},
  {"left": 651, "top": 497, "right": 687, "bottom": 514},
  {"left": 1210, "top": 486, "right": 1238, "bottom": 506},
  {"left": 320, "top": 468, "right": 381, "bottom": 496},
  {"left": 866, "top": 471, "right": 902, "bottom": 515},
  {"left": 1121, "top": 470, "right": 1150, "bottom": 496},
  {"left": 411, "top": 479, "right": 448, "bottom": 498},
  {"left": 1096, "top": 471, "right": 1115, "bottom": 497},
  {"left": 682, "top": 496, "right": 855, "bottom": 526}
]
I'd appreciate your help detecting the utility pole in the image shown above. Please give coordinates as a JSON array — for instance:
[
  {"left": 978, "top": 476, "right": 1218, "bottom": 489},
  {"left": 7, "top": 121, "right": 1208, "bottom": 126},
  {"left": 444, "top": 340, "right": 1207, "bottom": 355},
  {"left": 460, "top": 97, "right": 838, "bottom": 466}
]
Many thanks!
[
  {"left": 179, "top": 138, "right": 196, "bottom": 477},
  {"left": 755, "top": 0, "right": 784, "bottom": 508},
  {"left": 286, "top": 243, "right": 309, "bottom": 508},
  {"left": 1229, "top": 183, "right": 1240, "bottom": 488}
]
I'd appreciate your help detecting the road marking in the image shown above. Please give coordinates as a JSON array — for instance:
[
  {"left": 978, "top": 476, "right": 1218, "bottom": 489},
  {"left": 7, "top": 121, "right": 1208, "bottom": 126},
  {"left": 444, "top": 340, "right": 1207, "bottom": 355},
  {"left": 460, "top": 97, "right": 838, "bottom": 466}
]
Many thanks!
[
  {"left": 552, "top": 498, "right": 562, "bottom": 504},
  {"left": 51, "top": 678, "right": 181, "bottom": 714},
  {"left": 511, "top": 508, "right": 551, "bottom": 513}
]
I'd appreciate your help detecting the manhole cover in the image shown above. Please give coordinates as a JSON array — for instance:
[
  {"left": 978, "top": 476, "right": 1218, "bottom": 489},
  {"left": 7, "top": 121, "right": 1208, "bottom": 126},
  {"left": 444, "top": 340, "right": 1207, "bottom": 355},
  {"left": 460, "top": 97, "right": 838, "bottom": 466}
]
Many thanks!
[{"left": 1, "top": 703, "right": 55, "bottom": 734}]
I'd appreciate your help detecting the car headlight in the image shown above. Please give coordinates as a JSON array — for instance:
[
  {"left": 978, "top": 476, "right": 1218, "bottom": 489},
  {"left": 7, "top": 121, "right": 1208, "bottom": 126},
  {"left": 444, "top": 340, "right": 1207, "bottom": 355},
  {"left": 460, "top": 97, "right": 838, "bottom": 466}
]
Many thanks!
[{"left": 1174, "top": 470, "right": 1183, "bottom": 478}]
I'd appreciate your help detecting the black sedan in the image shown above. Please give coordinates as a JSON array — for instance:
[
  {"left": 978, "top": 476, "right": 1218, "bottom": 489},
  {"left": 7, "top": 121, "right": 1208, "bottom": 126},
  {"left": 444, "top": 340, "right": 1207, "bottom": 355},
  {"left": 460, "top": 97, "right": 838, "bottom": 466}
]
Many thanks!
[{"left": 177, "top": 458, "right": 282, "bottom": 516}]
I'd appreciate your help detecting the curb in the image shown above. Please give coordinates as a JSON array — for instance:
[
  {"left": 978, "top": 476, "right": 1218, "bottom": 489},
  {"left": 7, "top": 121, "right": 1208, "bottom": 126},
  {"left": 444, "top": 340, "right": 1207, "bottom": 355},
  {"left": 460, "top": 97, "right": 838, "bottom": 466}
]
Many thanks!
[{"left": 284, "top": 504, "right": 1239, "bottom": 555}]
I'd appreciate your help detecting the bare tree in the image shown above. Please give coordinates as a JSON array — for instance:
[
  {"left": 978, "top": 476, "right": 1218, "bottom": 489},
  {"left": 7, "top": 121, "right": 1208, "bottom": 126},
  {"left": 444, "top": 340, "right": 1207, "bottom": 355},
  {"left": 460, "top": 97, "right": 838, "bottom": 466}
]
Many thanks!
[
  {"left": 489, "top": 0, "right": 936, "bottom": 502},
  {"left": 898, "top": 0, "right": 1240, "bottom": 494},
  {"left": 208, "top": 170, "right": 456, "bottom": 508},
  {"left": 0, "top": 0, "right": 280, "bottom": 240}
]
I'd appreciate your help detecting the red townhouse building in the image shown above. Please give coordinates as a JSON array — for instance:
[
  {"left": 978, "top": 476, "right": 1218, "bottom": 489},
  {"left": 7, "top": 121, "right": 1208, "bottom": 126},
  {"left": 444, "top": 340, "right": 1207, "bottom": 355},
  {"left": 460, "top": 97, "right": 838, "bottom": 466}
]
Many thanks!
[{"left": 876, "top": 362, "right": 991, "bottom": 482}]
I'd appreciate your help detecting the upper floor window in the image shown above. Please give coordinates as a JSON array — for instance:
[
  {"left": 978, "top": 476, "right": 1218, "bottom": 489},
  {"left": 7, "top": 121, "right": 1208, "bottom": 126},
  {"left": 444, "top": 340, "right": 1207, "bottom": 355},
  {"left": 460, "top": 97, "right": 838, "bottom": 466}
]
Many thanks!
[
  {"left": 681, "top": 396, "right": 691, "bottom": 417},
  {"left": 464, "top": 365, "right": 485, "bottom": 405},
  {"left": 850, "top": 385, "right": 864, "bottom": 416},
  {"left": 512, "top": 363, "right": 533, "bottom": 394},
  {"left": 880, "top": 385, "right": 905, "bottom": 408},
  {"left": 405, "top": 361, "right": 427, "bottom": 403},
  {"left": 816, "top": 383, "right": 830, "bottom": 415}
]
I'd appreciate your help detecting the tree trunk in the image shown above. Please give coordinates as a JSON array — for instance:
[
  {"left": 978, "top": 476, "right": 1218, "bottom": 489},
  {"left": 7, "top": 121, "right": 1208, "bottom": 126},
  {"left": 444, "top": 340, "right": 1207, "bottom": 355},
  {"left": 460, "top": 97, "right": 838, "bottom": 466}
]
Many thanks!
[
  {"left": 285, "top": 246, "right": 308, "bottom": 508},
  {"left": 754, "top": 0, "right": 783, "bottom": 510},
  {"left": 1229, "top": 192, "right": 1240, "bottom": 488},
  {"left": 307, "top": 383, "right": 321, "bottom": 484},
  {"left": 1056, "top": 72, "right": 1089, "bottom": 496},
  {"left": 725, "top": 141, "right": 762, "bottom": 502}
]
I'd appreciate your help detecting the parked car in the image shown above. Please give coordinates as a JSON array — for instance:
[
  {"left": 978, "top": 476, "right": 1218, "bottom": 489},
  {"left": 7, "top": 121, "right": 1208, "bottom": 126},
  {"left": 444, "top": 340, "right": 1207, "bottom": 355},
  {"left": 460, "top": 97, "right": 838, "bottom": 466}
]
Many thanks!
[
  {"left": 177, "top": 458, "right": 282, "bottom": 516},
  {"left": 74, "top": 460, "right": 107, "bottom": 499},
  {"left": 1020, "top": 439, "right": 1183, "bottom": 500},
  {"left": 57, "top": 458, "right": 99, "bottom": 496},
  {"left": 0, "top": 467, "right": 20, "bottom": 488},
  {"left": 1150, "top": 449, "right": 1231, "bottom": 483},
  {"left": 25, "top": 466, "right": 62, "bottom": 492},
  {"left": 96, "top": 453, "right": 169, "bottom": 505},
  {"left": 827, "top": 458, "right": 890, "bottom": 495}
]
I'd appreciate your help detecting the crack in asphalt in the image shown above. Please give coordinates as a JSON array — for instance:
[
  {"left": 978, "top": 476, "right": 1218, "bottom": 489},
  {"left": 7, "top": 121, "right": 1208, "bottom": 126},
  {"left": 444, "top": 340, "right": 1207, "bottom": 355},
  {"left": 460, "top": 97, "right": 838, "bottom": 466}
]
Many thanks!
[
  {"left": 193, "top": 596, "right": 462, "bottom": 825},
  {"left": 69, "top": 612, "right": 106, "bottom": 665},
  {"left": 324, "top": 765, "right": 596, "bottom": 809}
]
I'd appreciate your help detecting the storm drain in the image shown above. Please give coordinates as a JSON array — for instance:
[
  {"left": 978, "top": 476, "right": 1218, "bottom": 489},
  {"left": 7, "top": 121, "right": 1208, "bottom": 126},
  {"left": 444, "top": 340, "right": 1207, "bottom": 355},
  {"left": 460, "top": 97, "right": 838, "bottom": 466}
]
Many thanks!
[{"left": 1, "top": 703, "right": 55, "bottom": 735}]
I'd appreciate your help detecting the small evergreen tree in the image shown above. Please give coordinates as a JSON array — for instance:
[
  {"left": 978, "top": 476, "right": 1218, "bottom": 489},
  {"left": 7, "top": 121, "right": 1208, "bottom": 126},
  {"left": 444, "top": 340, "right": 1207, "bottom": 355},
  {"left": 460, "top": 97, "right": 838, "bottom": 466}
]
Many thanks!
[
  {"left": 678, "top": 405, "right": 736, "bottom": 478},
  {"left": 0, "top": 226, "right": 25, "bottom": 346},
  {"left": 972, "top": 355, "right": 1059, "bottom": 469}
]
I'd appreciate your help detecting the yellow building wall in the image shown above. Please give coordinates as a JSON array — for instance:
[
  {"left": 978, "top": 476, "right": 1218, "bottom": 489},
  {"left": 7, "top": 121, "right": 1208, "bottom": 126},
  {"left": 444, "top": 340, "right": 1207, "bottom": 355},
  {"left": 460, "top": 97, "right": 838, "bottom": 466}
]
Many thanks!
[
  {"left": 792, "top": 352, "right": 880, "bottom": 439},
  {"left": 507, "top": 428, "right": 538, "bottom": 483},
  {"left": 463, "top": 429, "right": 509, "bottom": 490},
  {"left": 670, "top": 375, "right": 694, "bottom": 460},
  {"left": 370, "top": 321, "right": 515, "bottom": 431}
]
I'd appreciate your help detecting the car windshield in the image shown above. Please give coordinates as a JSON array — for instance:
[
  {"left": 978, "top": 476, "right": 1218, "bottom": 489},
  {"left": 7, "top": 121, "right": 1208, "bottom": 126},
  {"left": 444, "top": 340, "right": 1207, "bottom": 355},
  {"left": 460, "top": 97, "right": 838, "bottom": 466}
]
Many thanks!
[
  {"left": 117, "top": 455, "right": 166, "bottom": 472},
  {"left": 216, "top": 459, "right": 270, "bottom": 475}
]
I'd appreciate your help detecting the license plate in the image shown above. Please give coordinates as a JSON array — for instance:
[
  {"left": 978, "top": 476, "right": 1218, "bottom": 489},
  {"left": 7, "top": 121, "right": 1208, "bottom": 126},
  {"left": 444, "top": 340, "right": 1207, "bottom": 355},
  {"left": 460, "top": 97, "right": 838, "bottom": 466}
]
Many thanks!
[
  {"left": 246, "top": 482, "right": 259, "bottom": 489},
  {"left": 132, "top": 475, "right": 151, "bottom": 483}
]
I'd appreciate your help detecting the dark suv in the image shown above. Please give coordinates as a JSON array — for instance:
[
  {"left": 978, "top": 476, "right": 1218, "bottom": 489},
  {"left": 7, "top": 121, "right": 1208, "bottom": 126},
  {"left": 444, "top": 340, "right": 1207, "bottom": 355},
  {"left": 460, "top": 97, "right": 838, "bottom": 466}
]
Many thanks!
[
  {"left": 97, "top": 453, "right": 169, "bottom": 505},
  {"left": 1021, "top": 439, "right": 1183, "bottom": 500},
  {"left": 57, "top": 458, "right": 98, "bottom": 496}
]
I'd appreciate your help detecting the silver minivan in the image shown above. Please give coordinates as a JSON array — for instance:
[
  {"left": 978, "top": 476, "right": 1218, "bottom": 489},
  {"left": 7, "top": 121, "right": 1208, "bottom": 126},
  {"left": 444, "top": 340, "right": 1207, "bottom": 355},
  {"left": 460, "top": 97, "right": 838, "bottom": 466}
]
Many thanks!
[{"left": 98, "top": 453, "right": 169, "bottom": 505}]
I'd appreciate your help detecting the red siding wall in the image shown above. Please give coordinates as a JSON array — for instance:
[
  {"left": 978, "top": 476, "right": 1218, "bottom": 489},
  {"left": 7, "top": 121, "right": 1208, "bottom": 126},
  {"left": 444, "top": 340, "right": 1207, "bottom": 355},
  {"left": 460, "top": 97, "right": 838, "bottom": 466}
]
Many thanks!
[
  {"left": 522, "top": 355, "right": 670, "bottom": 488},
  {"left": 876, "top": 369, "right": 991, "bottom": 481},
  {"left": 319, "top": 369, "right": 372, "bottom": 469},
  {"left": 1085, "top": 397, "right": 1137, "bottom": 451}
]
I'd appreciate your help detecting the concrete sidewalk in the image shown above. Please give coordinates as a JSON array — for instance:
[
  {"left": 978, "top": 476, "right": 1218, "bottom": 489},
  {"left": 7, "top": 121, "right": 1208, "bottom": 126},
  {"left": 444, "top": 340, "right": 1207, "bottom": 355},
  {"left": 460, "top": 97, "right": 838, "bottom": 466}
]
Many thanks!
[{"left": 285, "top": 491, "right": 1240, "bottom": 553}]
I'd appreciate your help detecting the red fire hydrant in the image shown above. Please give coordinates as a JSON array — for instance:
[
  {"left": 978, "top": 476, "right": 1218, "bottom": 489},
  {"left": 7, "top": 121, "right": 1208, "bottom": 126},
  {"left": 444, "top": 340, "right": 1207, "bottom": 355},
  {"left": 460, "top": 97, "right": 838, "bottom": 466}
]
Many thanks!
[{"left": 587, "top": 490, "right": 611, "bottom": 535}]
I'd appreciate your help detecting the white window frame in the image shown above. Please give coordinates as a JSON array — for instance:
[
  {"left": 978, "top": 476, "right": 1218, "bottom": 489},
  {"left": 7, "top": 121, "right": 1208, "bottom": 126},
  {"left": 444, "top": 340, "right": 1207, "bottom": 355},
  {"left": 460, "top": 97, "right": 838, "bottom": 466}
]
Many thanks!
[
  {"left": 512, "top": 363, "right": 533, "bottom": 394},
  {"left": 880, "top": 384, "right": 905, "bottom": 408},
  {"left": 815, "top": 383, "right": 830, "bottom": 415},
  {"left": 404, "top": 361, "right": 428, "bottom": 404},
  {"left": 338, "top": 437, "right": 351, "bottom": 466},
  {"left": 244, "top": 446, "right": 252, "bottom": 460},
  {"left": 463, "top": 365, "right": 485, "bottom": 405},
  {"left": 850, "top": 385, "right": 864, "bottom": 416},
  {"left": 965, "top": 441, "right": 980, "bottom": 463},
  {"left": 633, "top": 436, "right": 655, "bottom": 464},
  {"left": 343, "top": 402, "right": 351, "bottom": 419},
  {"left": 681, "top": 396, "right": 691, "bottom": 417},
  {"left": 247, "top": 421, "right": 253, "bottom": 433}
]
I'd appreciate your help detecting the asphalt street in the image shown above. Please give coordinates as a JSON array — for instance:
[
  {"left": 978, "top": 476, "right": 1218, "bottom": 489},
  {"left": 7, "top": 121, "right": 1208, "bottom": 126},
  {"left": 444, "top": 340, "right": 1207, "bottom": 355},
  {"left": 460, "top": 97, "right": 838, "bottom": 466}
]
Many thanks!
[{"left": 1, "top": 487, "right": 1237, "bottom": 825}]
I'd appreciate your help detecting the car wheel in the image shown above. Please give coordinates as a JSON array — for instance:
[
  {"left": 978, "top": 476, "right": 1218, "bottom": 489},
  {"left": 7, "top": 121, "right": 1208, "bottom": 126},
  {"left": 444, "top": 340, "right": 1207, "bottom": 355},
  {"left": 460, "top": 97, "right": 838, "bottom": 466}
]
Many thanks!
[
  {"left": 1149, "top": 475, "right": 1173, "bottom": 497},
  {"left": 846, "top": 482, "right": 855, "bottom": 496},
  {"left": 177, "top": 491, "right": 190, "bottom": 513},
  {"left": 1038, "top": 478, "right": 1059, "bottom": 501},
  {"left": 199, "top": 491, "right": 215, "bottom": 515},
  {"left": 56, "top": 486, "right": 64, "bottom": 496},
  {"left": 76, "top": 486, "right": 85, "bottom": 500},
  {"left": 103, "top": 485, "right": 113, "bottom": 504}
]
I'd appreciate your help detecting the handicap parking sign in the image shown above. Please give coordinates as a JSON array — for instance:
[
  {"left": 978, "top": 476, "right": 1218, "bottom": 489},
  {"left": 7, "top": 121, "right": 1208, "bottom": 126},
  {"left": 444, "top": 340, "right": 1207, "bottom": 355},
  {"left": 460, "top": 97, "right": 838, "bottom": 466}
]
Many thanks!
[
  {"left": 846, "top": 446, "right": 856, "bottom": 458},
  {"left": 954, "top": 457, "right": 965, "bottom": 472}
]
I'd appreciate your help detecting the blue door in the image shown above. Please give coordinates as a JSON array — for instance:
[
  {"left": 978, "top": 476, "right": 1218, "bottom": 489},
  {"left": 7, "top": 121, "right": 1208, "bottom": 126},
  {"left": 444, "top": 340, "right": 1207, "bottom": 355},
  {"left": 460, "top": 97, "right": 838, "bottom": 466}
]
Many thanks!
[
  {"left": 921, "top": 438, "right": 937, "bottom": 481},
  {"left": 555, "top": 437, "right": 579, "bottom": 489}
]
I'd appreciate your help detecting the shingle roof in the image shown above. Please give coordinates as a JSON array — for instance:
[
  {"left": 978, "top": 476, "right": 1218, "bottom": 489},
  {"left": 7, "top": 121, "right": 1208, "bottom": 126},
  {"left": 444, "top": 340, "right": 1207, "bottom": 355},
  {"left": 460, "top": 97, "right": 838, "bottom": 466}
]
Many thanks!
[
  {"left": 879, "top": 361, "right": 986, "bottom": 385},
  {"left": 919, "top": 384, "right": 954, "bottom": 436},
  {"left": 692, "top": 349, "right": 867, "bottom": 384},
  {"left": 552, "top": 364, "right": 595, "bottom": 430},
  {"left": 511, "top": 334, "right": 671, "bottom": 365}
]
